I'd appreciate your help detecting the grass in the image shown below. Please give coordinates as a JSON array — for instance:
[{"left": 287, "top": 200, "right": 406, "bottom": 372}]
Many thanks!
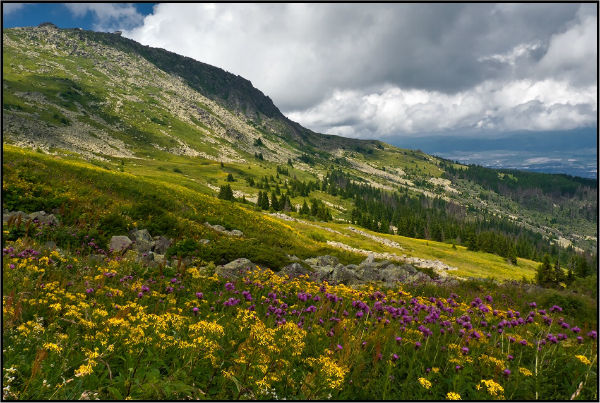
[{"left": 2, "top": 236, "right": 597, "bottom": 400}]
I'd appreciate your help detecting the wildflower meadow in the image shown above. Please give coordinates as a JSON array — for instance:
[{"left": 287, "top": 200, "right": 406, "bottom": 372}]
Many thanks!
[{"left": 2, "top": 228, "right": 597, "bottom": 400}]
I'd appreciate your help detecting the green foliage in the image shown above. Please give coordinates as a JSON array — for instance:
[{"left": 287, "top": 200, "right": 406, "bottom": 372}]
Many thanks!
[{"left": 218, "top": 184, "right": 234, "bottom": 201}]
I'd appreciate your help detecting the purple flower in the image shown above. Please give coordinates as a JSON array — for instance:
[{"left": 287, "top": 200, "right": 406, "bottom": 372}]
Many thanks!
[
  {"left": 137, "top": 292, "right": 143, "bottom": 298},
  {"left": 529, "top": 302, "right": 537, "bottom": 308},
  {"left": 571, "top": 326, "right": 581, "bottom": 333},
  {"left": 587, "top": 330, "right": 597, "bottom": 340},
  {"left": 225, "top": 282, "right": 235, "bottom": 291},
  {"left": 356, "top": 311, "right": 364, "bottom": 318},
  {"left": 196, "top": 292, "right": 204, "bottom": 299},
  {"left": 9, "top": 264, "right": 15, "bottom": 269},
  {"left": 192, "top": 307, "right": 199, "bottom": 314},
  {"left": 86, "top": 288, "right": 94, "bottom": 294},
  {"left": 336, "top": 344, "right": 343, "bottom": 350},
  {"left": 415, "top": 341, "right": 422, "bottom": 350},
  {"left": 461, "top": 347, "right": 469, "bottom": 355},
  {"left": 577, "top": 336, "right": 584, "bottom": 344},
  {"left": 395, "top": 336, "right": 402, "bottom": 344},
  {"left": 455, "top": 365, "right": 462, "bottom": 371},
  {"left": 503, "top": 369, "right": 511, "bottom": 376},
  {"left": 170, "top": 278, "right": 177, "bottom": 284},
  {"left": 507, "top": 354, "right": 514, "bottom": 361},
  {"left": 519, "top": 339, "right": 527, "bottom": 346}
]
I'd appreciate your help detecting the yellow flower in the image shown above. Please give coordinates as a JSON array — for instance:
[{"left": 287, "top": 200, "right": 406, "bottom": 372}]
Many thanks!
[
  {"left": 519, "top": 367, "right": 533, "bottom": 376},
  {"left": 418, "top": 377, "right": 432, "bottom": 390},
  {"left": 478, "top": 379, "right": 504, "bottom": 396},
  {"left": 307, "top": 355, "right": 348, "bottom": 389},
  {"left": 446, "top": 392, "right": 461, "bottom": 400},
  {"left": 43, "top": 343, "right": 62, "bottom": 353},
  {"left": 74, "top": 362, "right": 94, "bottom": 377},
  {"left": 431, "top": 367, "right": 440, "bottom": 373},
  {"left": 575, "top": 355, "right": 592, "bottom": 365}
]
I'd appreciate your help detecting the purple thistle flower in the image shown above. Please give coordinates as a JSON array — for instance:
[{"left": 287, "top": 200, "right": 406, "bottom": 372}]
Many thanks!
[
  {"left": 587, "top": 330, "right": 597, "bottom": 339},
  {"left": 520, "top": 339, "right": 527, "bottom": 346},
  {"left": 170, "top": 278, "right": 177, "bottom": 284},
  {"left": 461, "top": 347, "right": 469, "bottom": 355},
  {"left": 137, "top": 292, "right": 143, "bottom": 298},
  {"left": 336, "top": 344, "right": 343, "bottom": 350},
  {"left": 571, "top": 326, "right": 581, "bottom": 333},
  {"left": 455, "top": 365, "right": 461, "bottom": 371},
  {"left": 396, "top": 336, "right": 402, "bottom": 343},
  {"left": 392, "top": 353, "right": 399, "bottom": 361},
  {"left": 415, "top": 341, "right": 421, "bottom": 349},
  {"left": 196, "top": 292, "right": 204, "bottom": 299},
  {"left": 577, "top": 336, "right": 584, "bottom": 344},
  {"left": 192, "top": 307, "right": 199, "bottom": 314},
  {"left": 507, "top": 354, "right": 514, "bottom": 361},
  {"left": 503, "top": 369, "right": 511, "bottom": 376}
]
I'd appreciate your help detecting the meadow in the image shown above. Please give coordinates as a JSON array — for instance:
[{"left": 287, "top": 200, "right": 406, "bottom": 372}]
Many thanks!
[{"left": 2, "top": 225, "right": 597, "bottom": 400}]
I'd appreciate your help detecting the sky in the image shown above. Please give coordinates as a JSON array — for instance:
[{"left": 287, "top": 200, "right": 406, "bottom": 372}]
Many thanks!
[{"left": 3, "top": 2, "right": 598, "bottom": 142}]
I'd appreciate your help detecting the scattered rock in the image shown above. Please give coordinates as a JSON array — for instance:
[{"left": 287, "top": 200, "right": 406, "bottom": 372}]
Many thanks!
[
  {"left": 2, "top": 210, "right": 28, "bottom": 224},
  {"left": 109, "top": 235, "right": 132, "bottom": 253},
  {"left": 280, "top": 262, "right": 310, "bottom": 278},
  {"left": 152, "top": 236, "right": 173, "bottom": 254},
  {"left": 216, "top": 258, "right": 255, "bottom": 279},
  {"left": 304, "top": 255, "right": 339, "bottom": 268},
  {"left": 29, "top": 211, "right": 59, "bottom": 226},
  {"left": 129, "top": 229, "right": 154, "bottom": 253},
  {"left": 332, "top": 265, "right": 360, "bottom": 285},
  {"left": 205, "top": 222, "right": 244, "bottom": 237}
]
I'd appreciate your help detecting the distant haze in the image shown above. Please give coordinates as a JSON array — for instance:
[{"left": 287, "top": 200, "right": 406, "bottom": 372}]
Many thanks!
[{"left": 389, "top": 128, "right": 598, "bottom": 178}]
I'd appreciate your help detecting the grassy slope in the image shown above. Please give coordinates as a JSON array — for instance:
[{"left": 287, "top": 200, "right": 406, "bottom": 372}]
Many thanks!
[{"left": 4, "top": 145, "right": 539, "bottom": 281}]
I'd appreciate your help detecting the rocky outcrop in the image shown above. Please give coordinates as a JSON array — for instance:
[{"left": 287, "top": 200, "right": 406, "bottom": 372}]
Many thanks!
[
  {"left": 280, "top": 262, "right": 310, "bottom": 278},
  {"left": 205, "top": 222, "right": 243, "bottom": 237},
  {"left": 109, "top": 236, "right": 132, "bottom": 252},
  {"left": 3, "top": 210, "right": 59, "bottom": 226},
  {"left": 215, "top": 258, "right": 256, "bottom": 279}
]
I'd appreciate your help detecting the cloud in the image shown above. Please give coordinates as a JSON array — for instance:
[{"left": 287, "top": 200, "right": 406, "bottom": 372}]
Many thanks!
[
  {"left": 287, "top": 79, "right": 597, "bottom": 138},
  {"left": 3, "top": 3, "right": 26, "bottom": 15},
  {"left": 125, "top": 3, "right": 597, "bottom": 137},
  {"left": 64, "top": 3, "right": 144, "bottom": 31}
]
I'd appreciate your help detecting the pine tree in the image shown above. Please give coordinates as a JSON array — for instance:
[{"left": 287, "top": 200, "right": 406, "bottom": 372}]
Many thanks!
[
  {"left": 270, "top": 191, "right": 279, "bottom": 211},
  {"left": 300, "top": 200, "right": 310, "bottom": 216},
  {"left": 553, "top": 259, "right": 564, "bottom": 284},
  {"left": 536, "top": 254, "right": 553, "bottom": 286},
  {"left": 218, "top": 184, "right": 234, "bottom": 201}
]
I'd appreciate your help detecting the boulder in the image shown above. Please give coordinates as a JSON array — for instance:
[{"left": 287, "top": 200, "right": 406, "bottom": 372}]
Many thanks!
[
  {"left": 229, "top": 229, "right": 244, "bottom": 237},
  {"left": 215, "top": 258, "right": 256, "bottom": 279},
  {"left": 332, "top": 265, "right": 360, "bottom": 285},
  {"left": 2, "top": 211, "right": 28, "bottom": 224},
  {"left": 109, "top": 236, "right": 132, "bottom": 253},
  {"left": 153, "top": 254, "right": 166, "bottom": 265},
  {"left": 280, "top": 262, "right": 310, "bottom": 278},
  {"left": 152, "top": 236, "right": 172, "bottom": 254},
  {"left": 199, "top": 239, "right": 210, "bottom": 245},
  {"left": 130, "top": 229, "right": 152, "bottom": 242},
  {"left": 29, "top": 211, "right": 59, "bottom": 226},
  {"left": 363, "top": 253, "right": 375, "bottom": 265},
  {"left": 304, "top": 255, "right": 339, "bottom": 268},
  {"left": 357, "top": 265, "right": 382, "bottom": 282}
]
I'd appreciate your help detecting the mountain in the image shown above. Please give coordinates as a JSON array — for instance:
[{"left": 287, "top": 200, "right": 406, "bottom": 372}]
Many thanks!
[{"left": 2, "top": 25, "right": 597, "bottom": 275}]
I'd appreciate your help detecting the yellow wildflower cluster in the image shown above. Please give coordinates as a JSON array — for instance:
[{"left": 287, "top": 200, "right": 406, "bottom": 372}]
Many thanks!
[
  {"left": 519, "top": 367, "right": 533, "bottom": 376},
  {"left": 446, "top": 391, "right": 461, "bottom": 400},
  {"left": 418, "top": 377, "right": 432, "bottom": 389},
  {"left": 575, "top": 355, "right": 592, "bottom": 365},
  {"left": 479, "top": 354, "right": 505, "bottom": 370},
  {"left": 476, "top": 379, "right": 504, "bottom": 397},
  {"left": 307, "top": 355, "right": 349, "bottom": 389}
]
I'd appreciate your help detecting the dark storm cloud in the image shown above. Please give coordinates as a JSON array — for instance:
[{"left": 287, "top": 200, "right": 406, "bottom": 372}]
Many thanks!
[{"left": 125, "top": 3, "right": 596, "bottom": 137}]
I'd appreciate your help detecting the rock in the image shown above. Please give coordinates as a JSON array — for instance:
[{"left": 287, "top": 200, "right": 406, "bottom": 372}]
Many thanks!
[
  {"left": 332, "top": 265, "right": 360, "bottom": 285},
  {"left": 314, "top": 266, "right": 334, "bottom": 282},
  {"left": 304, "top": 255, "right": 339, "bottom": 268},
  {"left": 29, "top": 211, "right": 59, "bottom": 226},
  {"left": 109, "top": 235, "right": 132, "bottom": 253},
  {"left": 153, "top": 254, "right": 165, "bottom": 265},
  {"left": 287, "top": 255, "right": 301, "bottom": 262},
  {"left": 2, "top": 211, "right": 28, "bottom": 224},
  {"left": 199, "top": 239, "right": 210, "bottom": 245},
  {"left": 129, "top": 229, "right": 154, "bottom": 253},
  {"left": 363, "top": 253, "right": 375, "bottom": 265},
  {"left": 215, "top": 258, "right": 255, "bottom": 279},
  {"left": 357, "top": 265, "right": 381, "bottom": 282},
  {"left": 130, "top": 229, "right": 152, "bottom": 243},
  {"left": 280, "top": 262, "right": 310, "bottom": 278},
  {"left": 152, "top": 236, "right": 173, "bottom": 254},
  {"left": 205, "top": 222, "right": 244, "bottom": 237}
]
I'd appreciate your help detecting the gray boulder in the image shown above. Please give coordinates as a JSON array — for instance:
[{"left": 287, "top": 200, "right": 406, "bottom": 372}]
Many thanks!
[
  {"left": 129, "top": 229, "right": 154, "bottom": 253},
  {"left": 304, "top": 255, "right": 339, "bottom": 268},
  {"left": 229, "top": 229, "right": 244, "bottom": 237},
  {"left": 29, "top": 211, "right": 59, "bottom": 226},
  {"left": 362, "top": 253, "right": 375, "bottom": 265},
  {"left": 199, "top": 239, "right": 210, "bottom": 245},
  {"left": 332, "top": 265, "right": 360, "bottom": 285},
  {"left": 109, "top": 236, "right": 132, "bottom": 253},
  {"left": 216, "top": 258, "right": 256, "bottom": 279},
  {"left": 2, "top": 211, "right": 28, "bottom": 224},
  {"left": 152, "top": 236, "right": 173, "bottom": 254},
  {"left": 280, "top": 262, "right": 310, "bottom": 278},
  {"left": 357, "top": 265, "right": 382, "bottom": 282}
]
